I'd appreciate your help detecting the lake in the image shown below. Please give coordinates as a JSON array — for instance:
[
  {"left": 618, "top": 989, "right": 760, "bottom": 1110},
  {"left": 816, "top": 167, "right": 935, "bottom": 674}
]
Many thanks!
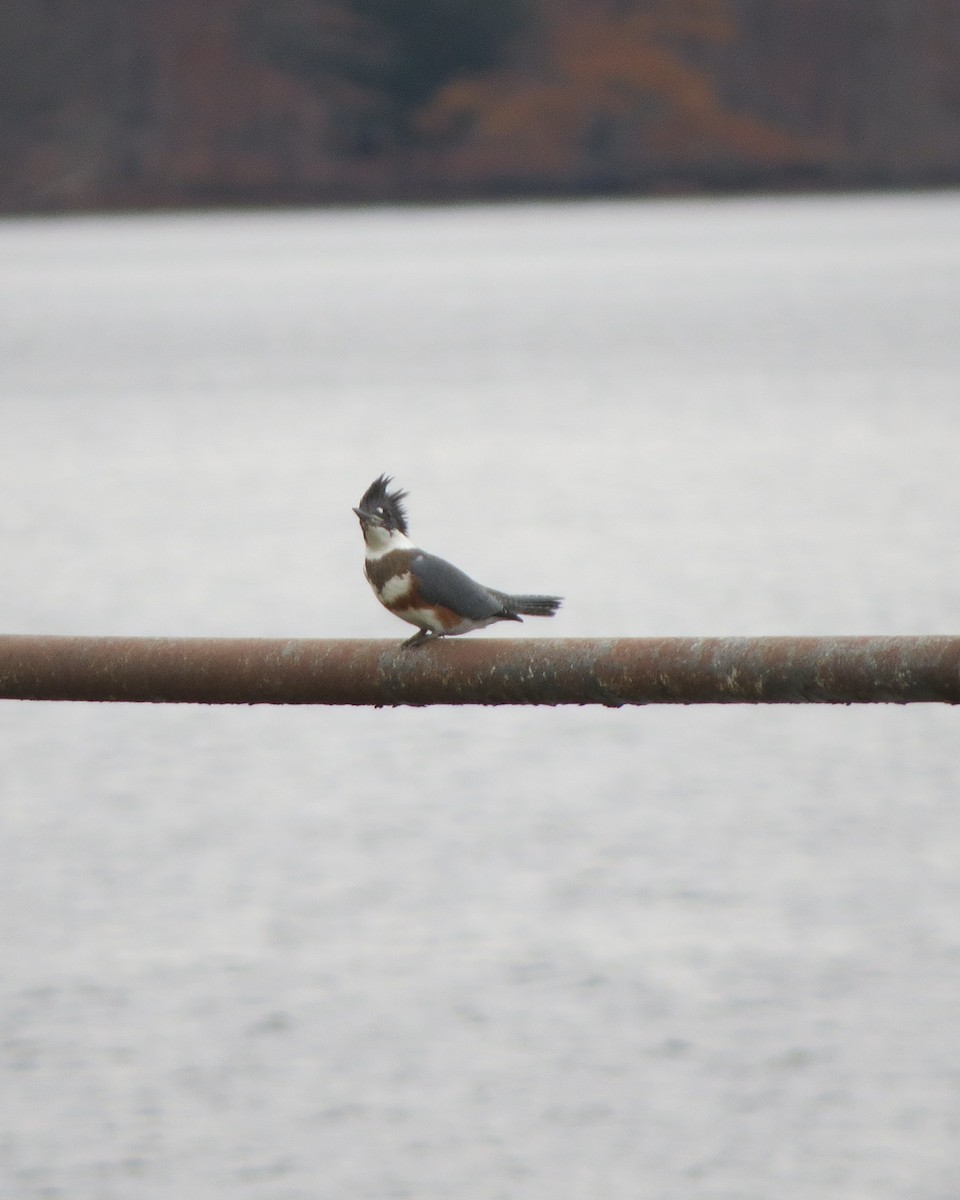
[{"left": 1, "top": 192, "right": 959, "bottom": 1198}]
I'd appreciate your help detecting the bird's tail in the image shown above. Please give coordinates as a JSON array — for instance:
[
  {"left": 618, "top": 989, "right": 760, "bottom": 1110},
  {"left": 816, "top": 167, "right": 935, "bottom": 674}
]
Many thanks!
[{"left": 494, "top": 592, "right": 563, "bottom": 619}]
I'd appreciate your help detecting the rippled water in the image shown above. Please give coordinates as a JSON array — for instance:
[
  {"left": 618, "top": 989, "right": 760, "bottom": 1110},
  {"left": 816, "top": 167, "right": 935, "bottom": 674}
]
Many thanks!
[{"left": 2, "top": 193, "right": 959, "bottom": 1198}]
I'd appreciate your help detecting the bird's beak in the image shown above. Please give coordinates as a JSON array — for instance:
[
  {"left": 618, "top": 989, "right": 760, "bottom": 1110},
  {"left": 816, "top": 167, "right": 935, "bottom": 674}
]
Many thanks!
[{"left": 353, "top": 507, "right": 380, "bottom": 530}]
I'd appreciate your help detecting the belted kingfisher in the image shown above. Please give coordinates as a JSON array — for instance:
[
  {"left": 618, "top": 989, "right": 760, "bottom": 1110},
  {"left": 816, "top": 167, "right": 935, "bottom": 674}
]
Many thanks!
[{"left": 353, "top": 474, "right": 562, "bottom": 647}]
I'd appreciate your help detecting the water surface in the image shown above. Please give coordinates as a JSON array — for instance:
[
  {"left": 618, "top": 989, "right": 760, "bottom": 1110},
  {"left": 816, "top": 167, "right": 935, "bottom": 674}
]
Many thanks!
[{"left": 1, "top": 193, "right": 959, "bottom": 1199}]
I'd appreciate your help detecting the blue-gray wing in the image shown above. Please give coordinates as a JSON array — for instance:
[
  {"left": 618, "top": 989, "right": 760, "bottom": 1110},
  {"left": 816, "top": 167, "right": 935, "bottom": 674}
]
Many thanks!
[{"left": 411, "top": 551, "right": 504, "bottom": 620}]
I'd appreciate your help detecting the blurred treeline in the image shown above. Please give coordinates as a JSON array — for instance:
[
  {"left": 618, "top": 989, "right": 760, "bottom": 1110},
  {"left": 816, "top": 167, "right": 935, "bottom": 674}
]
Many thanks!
[{"left": 3, "top": 0, "right": 959, "bottom": 212}]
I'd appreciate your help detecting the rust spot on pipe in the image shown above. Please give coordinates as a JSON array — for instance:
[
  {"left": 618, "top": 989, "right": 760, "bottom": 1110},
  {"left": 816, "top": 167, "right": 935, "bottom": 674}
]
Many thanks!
[{"left": 0, "top": 635, "right": 958, "bottom": 706}]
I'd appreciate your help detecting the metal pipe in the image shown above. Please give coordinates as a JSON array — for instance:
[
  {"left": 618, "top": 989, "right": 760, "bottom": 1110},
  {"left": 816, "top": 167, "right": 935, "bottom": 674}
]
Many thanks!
[{"left": 0, "top": 635, "right": 958, "bottom": 706}]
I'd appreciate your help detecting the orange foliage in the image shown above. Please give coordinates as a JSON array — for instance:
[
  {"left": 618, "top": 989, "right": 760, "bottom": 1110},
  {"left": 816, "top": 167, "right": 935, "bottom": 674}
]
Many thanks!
[
  {"left": 419, "top": 0, "right": 820, "bottom": 186},
  {"left": 9, "top": 0, "right": 918, "bottom": 212},
  {"left": 142, "top": 0, "right": 335, "bottom": 195}
]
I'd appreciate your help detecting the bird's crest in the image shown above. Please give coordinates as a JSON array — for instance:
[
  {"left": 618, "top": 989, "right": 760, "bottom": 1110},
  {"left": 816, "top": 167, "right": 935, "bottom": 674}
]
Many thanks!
[{"left": 357, "top": 474, "right": 409, "bottom": 534}]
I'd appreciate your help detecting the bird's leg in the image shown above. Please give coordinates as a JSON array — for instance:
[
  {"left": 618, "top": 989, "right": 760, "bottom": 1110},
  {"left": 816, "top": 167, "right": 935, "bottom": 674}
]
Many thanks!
[{"left": 401, "top": 628, "right": 439, "bottom": 649}]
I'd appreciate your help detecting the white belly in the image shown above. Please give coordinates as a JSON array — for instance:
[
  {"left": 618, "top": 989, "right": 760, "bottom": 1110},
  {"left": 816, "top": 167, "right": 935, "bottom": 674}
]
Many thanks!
[{"left": 387, "top": 605, "right": 498, "bottom": 637}]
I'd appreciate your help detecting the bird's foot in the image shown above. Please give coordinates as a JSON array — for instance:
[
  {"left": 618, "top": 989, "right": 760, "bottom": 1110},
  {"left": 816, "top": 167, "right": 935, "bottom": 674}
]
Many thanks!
[{"left": 401, "top": 629, "right": 441, "bottom": 649}]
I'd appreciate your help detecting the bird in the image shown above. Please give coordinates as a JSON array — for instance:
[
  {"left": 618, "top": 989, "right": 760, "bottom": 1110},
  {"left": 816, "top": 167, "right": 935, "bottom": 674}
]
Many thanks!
[{"left": 353, "top": 474, "right": 562, "bottom": 647}]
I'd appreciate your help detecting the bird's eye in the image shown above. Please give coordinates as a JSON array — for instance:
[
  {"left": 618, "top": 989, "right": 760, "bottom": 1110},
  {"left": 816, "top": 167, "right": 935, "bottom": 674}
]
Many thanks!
[{"left": 376, "top": 506, "right": 384, "bottom": 516}]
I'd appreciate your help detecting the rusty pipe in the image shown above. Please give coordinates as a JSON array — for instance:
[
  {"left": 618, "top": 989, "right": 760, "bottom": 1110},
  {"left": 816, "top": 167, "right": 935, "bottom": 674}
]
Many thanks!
[{"left": 0, "top": 635, "right": 958, "bottom": 706}]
